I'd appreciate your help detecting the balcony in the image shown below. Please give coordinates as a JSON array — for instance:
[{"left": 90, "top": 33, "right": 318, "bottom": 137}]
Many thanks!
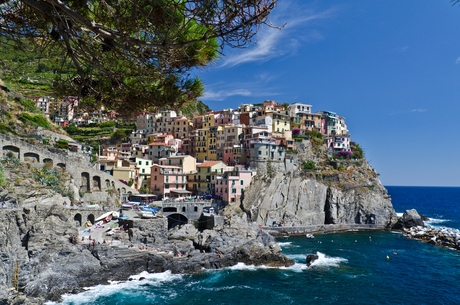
[
  {"left": 161, "top": 170, "right": 185, "bottom": 175},
  {"left": 249, "top": 139, "right": 276, "bottom": 144}
]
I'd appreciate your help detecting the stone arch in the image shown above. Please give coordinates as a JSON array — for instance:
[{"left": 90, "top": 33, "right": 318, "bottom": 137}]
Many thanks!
[
  {"left": 163, "top": 207, "right": 177, "bottom": 213},
  {"left": 121, "top": 187, "right": 126, "bottom": 194},
  {"left": 167, "top": 213, "right": 188, "bottom": 229},
  {"left": 128, "top": 191, "right": 132, "bottom": 195},
  {"left": 92, "top": 176, "right": 101, "bottom": 191},
  {"left": 87, "top": 214, "right": 95, "bottom": 225},
  {"left": 105, "top": 179, "right": 110, "bottom": 188},
  {"left": 81, "top": 172, "right": 90, "bottom": 191},
  {"left": 182, "top": 206, "right": 186, "bottom": 212},
  {"left": 111, "top": 181, "right": 115, "bottom": 189},
  {"left": 194, "top": 206, "right": 198, "bottom": 212},
  {"left": 43, "top": 158, "right": 53, "bottom": 165},
  {"left": 3, "top": 145, "right": 20, "bottom": 158},
  {"left": 57, "top": 163, "right": 66, "bottom": 169},
  {"left": 74, "top": 213, "right": 82, "bottom": 227},
  {"left": 24, "top": 152, "right": 39, "bottom": 162},
  {"left": 117, "top": 188, "right": 120, "bottom": 195}
]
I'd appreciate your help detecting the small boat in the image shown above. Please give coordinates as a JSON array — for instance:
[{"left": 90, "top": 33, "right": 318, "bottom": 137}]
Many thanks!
[
  {"left": 137, "top": 210, "right": 158, "bottom": 218},
  {"left": 118, "top": 216, "right": 129, "bottom": 220},
  {"left": 306, "top": 234, "right": 315, "bottom": 239},
  {"left": 122, "top": 202, "right": 134, "bottom": 209}
]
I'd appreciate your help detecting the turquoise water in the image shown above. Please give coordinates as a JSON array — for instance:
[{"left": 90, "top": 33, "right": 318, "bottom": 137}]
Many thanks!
[{"left": 53, "top": 187, "right": 460, "bottom": 305}]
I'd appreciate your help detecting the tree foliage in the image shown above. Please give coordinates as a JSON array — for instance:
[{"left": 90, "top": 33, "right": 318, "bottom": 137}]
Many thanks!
[{"left": 0, "top": 0, "right": 279, "bottom": 114}]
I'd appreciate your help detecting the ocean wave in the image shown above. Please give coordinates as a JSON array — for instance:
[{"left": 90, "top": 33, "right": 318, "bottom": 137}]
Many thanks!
[
  {"left": 46, "top": 271, "right": 182, "bottom": 305},
  {"left": 278, "top": 241, "right": 293, "bottom": 246},
  {"left": 309, "top": 252, "right": 348, "bottom": 268},
  {"left": 226, "top": 252, "right": 347, "bottom": 273},
  {"left": 425, "top": 218, "right": 449, "bottom": 224}
]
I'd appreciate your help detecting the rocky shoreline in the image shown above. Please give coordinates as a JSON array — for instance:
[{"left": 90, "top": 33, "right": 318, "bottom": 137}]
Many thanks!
[
  {"left": 0, "top": 205, "right": 293, "bottom": 305},
  {"left": 404, "top": 225, "right": 460, "bottom": 250}
]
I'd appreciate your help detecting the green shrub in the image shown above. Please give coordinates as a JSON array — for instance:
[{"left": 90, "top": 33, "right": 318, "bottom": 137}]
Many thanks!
[
  {"left": 337, "top": 165, "right": 346, "bottom": 171},
  {"left": 17, "top": 99, "right": 40, "bottom": 113},
  {"left": 111, "top": 129, "right": 126, "bottom": 139},
  {"left": 19, "top": 113, "right": 51, "bottom": 129},
  {"left": 54, "top": 139, "right": 69, "bottom": 149},
  {"left": 0, "top": 166, "right": 7, "bottom": 186},
  {"left": 99, "top": 121, "right": 116, "bottom": 128},
  {"left": 303, "top": 160, "right": 316, "bottom": 170}
]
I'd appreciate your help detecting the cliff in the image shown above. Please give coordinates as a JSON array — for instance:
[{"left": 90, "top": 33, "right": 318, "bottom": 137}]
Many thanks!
[{"left": 242, "top": 140, "right": 398, "bottom": 229}]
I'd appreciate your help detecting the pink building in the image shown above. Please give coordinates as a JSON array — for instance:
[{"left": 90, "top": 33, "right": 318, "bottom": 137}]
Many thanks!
[
  {"left": 150, "top": 164, "right": 188, "bottom": 199},
  {"left": 154, "top": 133, "right": 174, "bottom": 144},
  {"left": 214, "top": 169, "right": 257, "bottom": 203},
  {"left": 327, "top": 134, "right": 351, "bottom": 152}
]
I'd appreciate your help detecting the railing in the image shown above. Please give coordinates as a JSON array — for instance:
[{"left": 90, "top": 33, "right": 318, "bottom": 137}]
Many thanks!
[{"left": 248, "top": 139, "right": 276, "bottom": 144}]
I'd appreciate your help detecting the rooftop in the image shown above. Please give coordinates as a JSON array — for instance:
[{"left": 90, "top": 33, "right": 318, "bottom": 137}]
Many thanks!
[{"left": 197, "top": 161, "right": 223, "bottom": 168}]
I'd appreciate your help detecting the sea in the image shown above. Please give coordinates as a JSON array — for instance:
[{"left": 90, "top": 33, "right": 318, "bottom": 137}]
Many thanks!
[{"left": 50, "top": 186, "right": 460, "bottom": 305}]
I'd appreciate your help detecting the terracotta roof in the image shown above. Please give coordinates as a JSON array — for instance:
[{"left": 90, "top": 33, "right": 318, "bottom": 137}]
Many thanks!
[
  {"left": 148, "top": 142, "right": 170, "bottom": 146},
  {"left": 197, "top": 161, "right": 223, "bottom": 168}
]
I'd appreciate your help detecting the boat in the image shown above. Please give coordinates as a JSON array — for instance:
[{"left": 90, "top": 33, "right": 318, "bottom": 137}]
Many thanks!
[
  {"left": 122, "top": 202, "right": 135, "bottom": 209},
  {"left": 137, "top": 210, "right": 158, "bottom": 218},
  {"left": 306, "top": 234, "right": 315, "bottom": 239}
]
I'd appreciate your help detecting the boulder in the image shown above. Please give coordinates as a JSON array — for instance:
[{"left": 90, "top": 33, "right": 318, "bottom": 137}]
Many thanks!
[{"left": 306, "top": 254, "right": 318, "bottom": 266}]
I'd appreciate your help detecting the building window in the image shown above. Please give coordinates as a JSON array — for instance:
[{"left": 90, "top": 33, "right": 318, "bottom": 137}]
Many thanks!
[
  {"left": 142, "top": 169, "right": 145, "bottom": 173},
  {"left": 154, "top": 176, "right": 157, "bottom": 180},
  {"left": 240, "top": 180, "right": 243, "bottom": 185},
  {"left": 138, "top": 161, "right": 142, "bottom": 165},
  {"left": 232, "top": 188, "right": 236, "bottom": 193},
  {"left": 165, "top": 184, "right": 169, "bottom": 189}
]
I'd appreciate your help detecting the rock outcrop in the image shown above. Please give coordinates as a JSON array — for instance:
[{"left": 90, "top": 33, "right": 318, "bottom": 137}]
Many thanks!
[
  {"left": 243, "top": 170, "right": 397, "bottom": 228},
  {"left": 393, "top": 209, "right": 424, "bottom": 229}
]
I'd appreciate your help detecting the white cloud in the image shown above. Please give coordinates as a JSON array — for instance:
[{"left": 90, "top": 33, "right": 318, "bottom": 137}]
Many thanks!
[
  {"left": 202, "top": 79, "right": 281, "bottom": 101},
  {"left": 391, "top": 46, "right": 409, "bottom": 53},
  {"left": 202, "top": 89, "right": 252, "bottom": 101},
  {"left": 456, "top": 56, "right": 460, "bottom": 64},
  {"left": 410, "top": 108, "right": 426, "bottom": 113},
  {"left": 390, "top": 108, "right": 427, "bottom": 115},
  {"left": 220, "top": 5, "right": 339, "bottom": 68}
]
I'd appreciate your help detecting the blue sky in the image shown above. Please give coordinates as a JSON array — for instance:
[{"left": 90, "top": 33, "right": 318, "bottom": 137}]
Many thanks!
[{"left": 194, "top": 0, "right": 460, "bottom": 187}]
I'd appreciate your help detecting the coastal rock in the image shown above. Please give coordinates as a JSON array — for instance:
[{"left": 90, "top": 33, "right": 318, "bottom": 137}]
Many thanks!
[
  {"left": 394, "top": 209, "right": 424, "bottom": 229},
  {"left": 243, "top": 172, "right": 397, "bottom": 228},
  {"left": 306, "top": 254, "right": 318, "bottom": 266}
]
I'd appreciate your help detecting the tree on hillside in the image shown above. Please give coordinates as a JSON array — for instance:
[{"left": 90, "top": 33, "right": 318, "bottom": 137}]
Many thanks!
[{"left": 0, "top": 0, "right": 280, "bottom": 114}]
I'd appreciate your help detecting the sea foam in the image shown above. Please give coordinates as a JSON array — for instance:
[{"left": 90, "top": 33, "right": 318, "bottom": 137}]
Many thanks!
[{"left": 45, "top": 271, "right": 182, "bottom": 305}]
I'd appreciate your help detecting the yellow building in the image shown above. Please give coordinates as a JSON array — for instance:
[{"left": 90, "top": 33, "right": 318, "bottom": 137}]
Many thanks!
[
  {"left": 195, "top": 128, "right": 208, "bottom": 161},
  {"left": 271, "top": 112, "right": 291, "bottom": 133}
]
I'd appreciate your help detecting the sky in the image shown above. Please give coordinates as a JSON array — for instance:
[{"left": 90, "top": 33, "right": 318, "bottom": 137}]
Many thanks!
[{"left": 193, "top": 0, "right": 460, "bottom": 187}]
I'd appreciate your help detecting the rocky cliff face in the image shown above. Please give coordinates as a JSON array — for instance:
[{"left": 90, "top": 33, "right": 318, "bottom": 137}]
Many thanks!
[{"left": 243, "top": 145, "right": 398, "bottom": 228}]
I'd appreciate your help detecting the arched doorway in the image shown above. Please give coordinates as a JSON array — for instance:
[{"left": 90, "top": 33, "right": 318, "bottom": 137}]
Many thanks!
[
  {"left": 3, "top": 145, "right": 20, "bottom": 159},
  {"left": 81, "top": 172, "right": 90, "bottom": 191},
  {"left": 92, "top": 176, "right": 101, "bottom": 191},
  {"left": 74, "top": 213, "right": 82, "bottom": 227},
  {"left": 167, "top": 213, "right": 188, "bottom": 229},
  {"left": 43, "top": 158, "right": 53, "bottom": 165},
  {"left": 24, "top": 152, "right": 39, "bottom": 162},
  {"left": 87, "top": 214, "right": 95, "bottom": 225}
]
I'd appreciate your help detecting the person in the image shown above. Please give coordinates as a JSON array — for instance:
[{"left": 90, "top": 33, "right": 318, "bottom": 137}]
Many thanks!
[{"left": 1, "top": 202, "right": 4, "bottom": 210}]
